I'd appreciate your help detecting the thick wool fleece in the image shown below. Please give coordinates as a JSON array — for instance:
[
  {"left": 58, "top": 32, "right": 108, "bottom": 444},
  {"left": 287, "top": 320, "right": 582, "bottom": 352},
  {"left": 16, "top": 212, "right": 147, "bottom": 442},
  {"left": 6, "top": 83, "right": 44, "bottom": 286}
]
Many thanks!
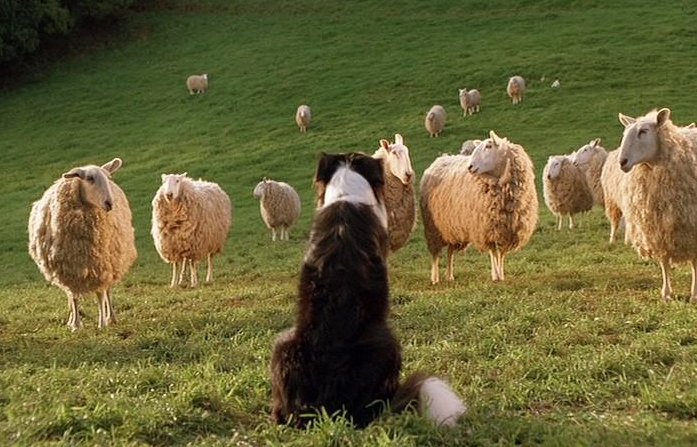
[
  {"left": 383, "top": 169, "right": 417, "bottom": 252},
  {"left": 577, "top": 147, "right": 608, "bottom": 206},
  {"left": 257, "top": 181, "right": 301, "bottom": 229},
  {"left": 543, "top": 159, "right": 593, "bottom": 218},
  {"left": 600, "top": 149, "right": 627, "bottom": 238}
]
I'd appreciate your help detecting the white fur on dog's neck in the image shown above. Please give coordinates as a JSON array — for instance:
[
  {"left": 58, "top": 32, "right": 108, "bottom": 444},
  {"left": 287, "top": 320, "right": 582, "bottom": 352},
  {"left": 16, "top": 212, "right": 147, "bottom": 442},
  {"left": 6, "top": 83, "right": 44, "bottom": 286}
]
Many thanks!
[{"left": 323, "top": 165, "right": 387, "bottom": 229}]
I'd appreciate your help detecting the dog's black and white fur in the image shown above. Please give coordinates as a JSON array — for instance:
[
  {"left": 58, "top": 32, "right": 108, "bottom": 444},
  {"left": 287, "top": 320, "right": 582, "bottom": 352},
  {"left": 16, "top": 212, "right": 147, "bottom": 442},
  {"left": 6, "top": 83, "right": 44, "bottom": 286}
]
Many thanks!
[{"left": 270, "top": 152, "right": 465, "bottom": 428}]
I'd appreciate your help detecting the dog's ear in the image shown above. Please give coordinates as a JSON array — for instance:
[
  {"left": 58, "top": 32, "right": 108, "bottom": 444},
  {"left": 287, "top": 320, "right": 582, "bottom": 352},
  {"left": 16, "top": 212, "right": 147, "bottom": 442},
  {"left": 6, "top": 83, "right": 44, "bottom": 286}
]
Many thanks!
[
  {"left": 350, "top": 153, "right": 384, "bottom": 190},
  {"left": 314, "top": 152, "right": 343, "bottom": 187}
]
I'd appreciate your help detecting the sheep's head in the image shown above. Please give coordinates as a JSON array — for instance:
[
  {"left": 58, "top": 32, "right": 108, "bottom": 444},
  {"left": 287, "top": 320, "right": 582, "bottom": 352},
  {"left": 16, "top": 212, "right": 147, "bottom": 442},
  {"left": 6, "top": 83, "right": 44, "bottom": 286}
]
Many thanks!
[
  {"left": 253, "top": 177, "right": 269, "bottom": 200},
  {"left": 459, "top": 88, "right": 467, "bottom": 98},
  {"left": 460, "top": 139, "right": 482, "bottom": 156},
  {"left": 62, "top": 158, "right": 122, "bottom": 212},
  {"left": 377, "top": 134, "right": 414, "bottom": 185},
  {"left": 618, "top": 108, "right": 670, "bottom": 172},
  {"left": 160, "top": 173, "right": 188, "bottom": 202},
  {"left": 544, "top": 156, "right": 566, "bottom": 180},
  {"left": 203, "top": 74, "right": 208, "bottom": 80},
  {"left": 468, "top": 131, "right": 509, "bottom": 177},
  {"left": 572, "top": 138, "right": 602, "bottom": 166}
]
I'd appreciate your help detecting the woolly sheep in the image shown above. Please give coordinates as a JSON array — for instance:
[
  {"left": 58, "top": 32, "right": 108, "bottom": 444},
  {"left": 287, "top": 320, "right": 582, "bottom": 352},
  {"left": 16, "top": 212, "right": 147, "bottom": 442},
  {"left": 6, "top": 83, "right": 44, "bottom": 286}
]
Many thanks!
[
  {"left": 618, "top": 108, "right": 697, "bottom": 301},
  {"left": 253, "top": 178, "right": 301, "bottom": 241},
  {"left": 507, "top": 75, "right": 526, "bottom": 104},
  {"left": 572, "top": 138, "right": 608, "bottom": 207},
  {"left": 295, "top": 105, "right": 312, "bottom": 133},
  {"left": 28, "top": 158, "right": 137, "bottom": 331},
  {"left": 600, "top": 149, "right": 629, "bottom": 244},
  {"left": 425, "top": 105, "right": 446, "bottom": 137},
  {"left": 458, "top": 88, "right": 481, "bottom": 116},
  {"left": 373, "top": 133, "right": 417, "bottom": 252},
  {"left": 186, "top": 74, "right": 208, "bottom": 94},
  {"left": 460, "top": 139, "right": 482, "bottom": 156},
  {"left": 420, "top": 131, "right": 538, "bottom": 284},
  {"left": 543, "top": 155, "right": 593, "bottom": 230},
  {"left": 151, "top": 173, "right": 232, "bottom": 287}
]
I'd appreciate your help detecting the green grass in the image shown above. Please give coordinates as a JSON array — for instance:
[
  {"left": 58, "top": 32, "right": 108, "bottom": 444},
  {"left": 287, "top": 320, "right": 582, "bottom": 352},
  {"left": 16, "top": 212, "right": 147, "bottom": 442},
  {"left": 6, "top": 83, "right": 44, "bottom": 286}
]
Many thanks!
[{"left": 2, "top": 0, "right": 697, "bottom": 444}]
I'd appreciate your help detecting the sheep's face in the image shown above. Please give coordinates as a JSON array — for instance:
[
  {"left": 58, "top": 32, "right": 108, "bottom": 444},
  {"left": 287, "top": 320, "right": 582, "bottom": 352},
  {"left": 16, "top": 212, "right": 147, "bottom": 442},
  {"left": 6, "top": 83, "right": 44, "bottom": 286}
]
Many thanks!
[
  {"left": 468, "top": 134, "right": 507, "bottom": 176},
  {"left": 618, "top": 109, "right": 669, "bottom": 172},
  {"left": 573, "top": 138, "right": 601, "bottom": 166},
  {"left": 253, "top": 179, "right": 268, "bottom": 200},
  {"left": 382, "top": 134, "right": 414, "bottom": 185},
  {"left": 544, "top": 156, "right": 564, "bottom": 180},
  {"left": 62, "top": 158, "right": 122, "bottom": 212},
  {"left": 460, "top": 139, "right": 482, "bottom": 156},
  {"left": 161, "top": 173, "right": 188, "bottom": 202}
]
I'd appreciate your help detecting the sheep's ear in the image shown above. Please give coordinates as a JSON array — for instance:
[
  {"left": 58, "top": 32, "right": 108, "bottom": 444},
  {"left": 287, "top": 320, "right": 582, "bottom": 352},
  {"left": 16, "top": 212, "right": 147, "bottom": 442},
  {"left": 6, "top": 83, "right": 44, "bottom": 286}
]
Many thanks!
[
  {"left": 161, "top": 174, "right": 167, "bottom": 181},
  {"left": 592, "top": 138, "right": 601, "bottom": 147},
  {"left": 458, "top": 88, "right": 464, "bottom": 94},
  {"left": 101, "top": 158, "right": 122, "bottom": 174},
  {"left": 687, "top": 122, "right": 696, "bottom": 129},
  {"left": 489, "top": 130, "right": 503, "bottom": 145},
  {"left": 657, "top": 108, "right": 671, "bottom": 127},
  {"left": 394, "top": 134, "right": 403, "bottom": 145},
  {"left": 618, "top": 113, "right": 636, "bottom": 127},
  {"left": 63, "top": 168, "right": 85, "bottom": 179},
  {"left": 379, "top": 139, "right": 390, "bottom": 151},
  {"left": 182, "top": 172, "right": 188, "bottom": 177}
]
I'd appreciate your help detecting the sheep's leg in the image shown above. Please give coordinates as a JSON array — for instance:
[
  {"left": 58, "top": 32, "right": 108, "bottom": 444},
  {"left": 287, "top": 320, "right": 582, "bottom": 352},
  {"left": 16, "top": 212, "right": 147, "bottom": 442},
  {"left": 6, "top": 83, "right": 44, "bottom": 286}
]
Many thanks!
[
  {"left": 96, "top": 291, "right": 107, "bottom": 329},
  {"left": 272, "top": 228, "right": 277, "bottom": 242},
  {"left": 690, "top": 260, "right": 697, "bottom": 304},
  {"left": 568, "top": 214, "right": 574, "bottom": 230},
  {"left": 284, "top": 227, "right": 290, "bottom": 240},
  {"left": 489, "top": 250, "right": 499, "bottom": 281},
  {"left": 430, "top": 252, "right": 440, "bottom": 285},
  {"left": 206, "top": 254, "right": 213, "bottom": 283},
  {"left": 609, "top": 221, "right": 617, "bottom": 244},
  {"left": 67, "top": 293, "right": 81, "bottom": 331},
  {"left": 659, "top": 260, "right": 672, "bottom": 301},
  {"left": 445, "top": 246, "right": 456, "bottom": 281},
  {"left": 170, "top": 262, "right": 178, "bottom": 288},
  {"left": 178, "top": 259, "right": 187, "bottom": 285},
  {"left": 106, "top": 289, "right": 117, "bottom": 324},
  {"left": 557, "top": 215, "right": 562, "bottom": 231},
  {"left": 497, "top": 252, "right": 505, "bottom": 281},
  {"left": 476, "top": 105, "right": 480, "bottom": 112},
  {"left": 190, "top": 259, "right": 199, "bottom": 287}
]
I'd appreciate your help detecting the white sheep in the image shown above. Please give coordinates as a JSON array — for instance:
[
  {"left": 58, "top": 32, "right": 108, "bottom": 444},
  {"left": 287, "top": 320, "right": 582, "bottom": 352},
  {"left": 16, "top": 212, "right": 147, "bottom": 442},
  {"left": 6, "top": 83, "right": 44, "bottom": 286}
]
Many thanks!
[
  {"left": 28, "top": 158, "right": 137, "bottom": 331},
  {"left": 295, "top": 105, "right": 312, "bottom": 133},
  {"left": 507, "top": 75, "right": 526, "bottom": 104},
  {"left": 373, "top": 133, "right": 417, "bottom": 252},
  {"left": 458, "top": 88, "right": 481, "bottom": 116},
  {"left": 186, "top": 74, "right": 208, "bottom": 94},
  {"left": 151, "top": 173, "right": 232, "bottom": 287},
  {"left": 253, "top": 178, "right": 302, "bottom": 241},
  {"left": 425, "top": 105, "right": 446, "bottom": 137},
  {"left": 571, "top": 138, "right": 608, "bottom": 207},
  {"left": 460, "top": 139, "right": 483, "bottom": 156},
  {"left": 600, "top": 149, "right": 629, "bottom": 244},
  {"left": 543, "top": 155, "right": 594, "bottom": 230},
  {"left": 551, "top": 79, "right": 560, "bottom": 89}
]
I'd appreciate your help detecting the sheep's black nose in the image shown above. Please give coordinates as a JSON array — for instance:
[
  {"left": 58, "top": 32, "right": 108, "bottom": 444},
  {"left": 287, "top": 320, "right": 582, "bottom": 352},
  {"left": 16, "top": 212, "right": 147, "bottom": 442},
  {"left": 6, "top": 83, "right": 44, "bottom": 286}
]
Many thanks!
[{"left": 104, "top": 200, "right": 113, "bottom": 211}]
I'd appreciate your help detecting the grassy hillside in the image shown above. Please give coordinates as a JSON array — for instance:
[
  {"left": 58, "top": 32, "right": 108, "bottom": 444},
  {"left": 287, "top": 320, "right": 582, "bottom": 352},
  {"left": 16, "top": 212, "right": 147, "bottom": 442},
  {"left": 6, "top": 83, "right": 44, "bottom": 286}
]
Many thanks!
[{"left": 2, "top": 0, "right": 697, "bottom": 444}]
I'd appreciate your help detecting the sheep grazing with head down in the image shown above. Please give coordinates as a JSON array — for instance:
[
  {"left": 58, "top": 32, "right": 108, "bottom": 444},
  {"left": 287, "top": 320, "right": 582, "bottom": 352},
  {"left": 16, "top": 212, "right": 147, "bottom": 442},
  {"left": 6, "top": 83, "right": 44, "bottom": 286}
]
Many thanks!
[
  {"left": 420, "top": 131, "right": 538, "bottom": 284},
  {"left": 460, "top": 139, "right": 482, "bottom": 156},
  {"left": 617, "top": 108, "right": 697, "bottom": 302},
  {"left": 425, "top": 105, "right": 446, "bottom": 137},
  {"left": 600, "top": 149, "right": 629, "bottom": 244},
  {"left": 507, "top": 75, "right": 526, "bottom": 104},
  {"left": 253, "top": 178, "right": 301, "bottom": 241},
  {"left": 151, "top": 173, "right": 232, "bottom": 287},
  {"left": 28, "top": 158, "right": 137, "bottom": 331},
  {"left": 543, "top": 155, "right": 594, "bottom": 230},
  {"left": 186, "top": 74, "right": 208, "bottom": 94},
  {"left": 373, "top": 133, "right": 417, "bottom": 252},
  {"left": 295, "top": 105, "right": 312, "bottom": 133},
  {"left": 571, "top": 138, "right": 608, "bottom": 207},
  {"left": 458, "top": 88, "right": 481, "bottom": 116}
]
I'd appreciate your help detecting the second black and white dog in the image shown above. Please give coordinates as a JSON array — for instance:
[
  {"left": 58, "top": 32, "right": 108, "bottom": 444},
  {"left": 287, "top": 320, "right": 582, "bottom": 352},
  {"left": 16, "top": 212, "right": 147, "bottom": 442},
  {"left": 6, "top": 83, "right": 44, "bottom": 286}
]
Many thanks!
[{"left": 270, "top": 152, "right": 465, "bottom": 428}]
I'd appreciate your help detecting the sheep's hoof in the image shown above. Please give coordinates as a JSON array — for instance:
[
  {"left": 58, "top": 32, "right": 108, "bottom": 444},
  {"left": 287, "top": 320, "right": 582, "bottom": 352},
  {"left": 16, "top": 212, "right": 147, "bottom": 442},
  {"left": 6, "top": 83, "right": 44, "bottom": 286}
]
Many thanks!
[
  {"left": 662, "top": 295, "right": 673, "bottom": 302},
  {"left": 690, "top": 296, "right": 697, "bottom": 304}
]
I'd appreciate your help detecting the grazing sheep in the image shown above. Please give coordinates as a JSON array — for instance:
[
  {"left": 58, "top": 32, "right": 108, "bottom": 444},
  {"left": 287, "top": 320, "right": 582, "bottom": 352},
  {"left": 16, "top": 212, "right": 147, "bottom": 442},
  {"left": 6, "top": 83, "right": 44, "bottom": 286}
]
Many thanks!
[
  {"left": 270, "top": 152, "right": 466, "bottom": 428},
  {"left": 373, "top": 134, "right": 417, "bottom": 252},
  {"left": 507, "top": 75, "right": 526, "bottom": 104},
  {"left": 253, "top": 178, "right": 301, "bottom": 241},
  {"left": 295, "top": 105, "right": 312, "bottom": 133},
  {"left": 458, "top": 88, "right": 481, "bottom": 116},
  {"left": 28, "top": 158, "right": 137, "bottom": 331},
  {"left": 543, "top": 155, "right": 594, "bottom": 230},
  {"left": 460, "top": 139, "right": 483, "bottom": 156},
  {"left": 618, "top": 108, "right": 697, "bottom": 301},
  {"left": 425, "top": 105, "right": 446, "bottom": 137},
  {"left": 420, "top": 131, "right": 538, "bottom": 284},
  {"left": 572, "top": 138, "right": 608, "bottom": 207},
  {"left": 151, "top": 173, "right": 232, "bottom": 287},
  {"left": 186, "top": 74, "right": 208, "bottom": 94},
  {"left": 600, "top": 149, "right": 630, "bottom": 244}
]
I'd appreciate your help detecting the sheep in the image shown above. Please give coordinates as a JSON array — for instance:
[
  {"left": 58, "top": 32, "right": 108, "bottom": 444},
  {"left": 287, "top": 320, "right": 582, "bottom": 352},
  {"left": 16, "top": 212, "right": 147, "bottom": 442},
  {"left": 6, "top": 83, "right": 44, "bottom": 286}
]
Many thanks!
[
  {"left": 420, "top": 131, "right": 538, "bottom": 284},
  {"left": 543, "top": 155, "right": 594, "bottom": 230},
  {"left": 372, "top": 134, "right": 417, "bottom": 252},
  {"left": 460, "top": 139, "right": 482, "bottom": 156},
  {"left": 425, "top": 105, "right": 446, "bottom": 137},
  {"left": 253, "top": 178, "right": 301, "bottom": 241},
  {"left": 600, "top": 149, "right": 629, "bottom": 244},
  {"left": 458, "top": 88, "right": 481, "bottom": 116},
  {"left": 151, "top": 173, "right": 232, "bottom": 287},
  {"left": 571, "top": 138, "right": 608, "bottom": 207},
  {"left": 28, "top": 158, "right": 137, "bottom": 331},
  {"left": 551, "top": 79, "right": 560, "bottom": 89},
  {"left": 186, "top": 74, "right": 208, "bottom": 94},
  {"left": 295, "top": 105, "right": 312, "bottom": 133},
  {"left": 618, "top": 108, "right": 697, "bottom": 302},
  {"left": 507, "top": 75, "right": 526, "bottom": 104}
]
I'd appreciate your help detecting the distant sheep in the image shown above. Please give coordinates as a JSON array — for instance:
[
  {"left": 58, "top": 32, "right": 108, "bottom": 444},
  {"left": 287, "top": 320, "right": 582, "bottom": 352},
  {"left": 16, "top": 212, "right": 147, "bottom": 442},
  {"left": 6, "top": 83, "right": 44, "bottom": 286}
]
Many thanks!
[
  {"left": 186, "top": 74, "right": 208, "bottom": 94},
  {"left": 460, "top": 139, "right": 482, "bottom": 156},
  {"left": 151, "top": 173, "right": 232, "bottom": 287},
  {"left": 420, "top": 132, "right": 538, "bottom": 284},
  {"left": 572, "top": 138, "right": 608, "bottom": 207},
  {"left": 507, "top": 76, "right": 526, "bottom": 104},
  {"left": 253, "top": 178, "right": 301, "bottom": 241},
  {"left": 551, "top": 79, "right": 560, "bottom": 89},
  {"left": 425, "top": 105, "right": 446, "bottom": 137},
  {"left": 600, "top": 149, "right": 629, "bottom": 244},
  {"left": 543, "top": 155, "right": 594, "bottom": 230},
  {"left": 28, "top": 158, "right": 137, "bottom": 331},
  {"left": 373, "top": 134, "right": 417, "bottom": 252},
  {"left": 458, "top": 88, "right": 481, "bottom": 116},
  {"left": 295, "top": 105, "right": 312, "bottom": 133},
  {"left": 618, "top": 108, "right": 697, "bottom": 301}
]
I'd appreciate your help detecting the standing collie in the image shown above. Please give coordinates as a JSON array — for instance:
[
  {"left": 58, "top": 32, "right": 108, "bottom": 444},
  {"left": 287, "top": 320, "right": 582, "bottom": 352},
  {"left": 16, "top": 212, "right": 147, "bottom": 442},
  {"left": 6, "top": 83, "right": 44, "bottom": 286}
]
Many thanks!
[{"left": 270, "top": 152, "right": 465, "bottom": 428}]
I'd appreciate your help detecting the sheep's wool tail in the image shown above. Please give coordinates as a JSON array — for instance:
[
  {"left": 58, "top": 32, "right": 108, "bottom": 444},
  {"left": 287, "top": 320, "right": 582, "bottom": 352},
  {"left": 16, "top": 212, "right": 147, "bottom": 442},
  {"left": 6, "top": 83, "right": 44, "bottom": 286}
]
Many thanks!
[{"left": 418, "top": 377, "right": 466, "bottom": 427}]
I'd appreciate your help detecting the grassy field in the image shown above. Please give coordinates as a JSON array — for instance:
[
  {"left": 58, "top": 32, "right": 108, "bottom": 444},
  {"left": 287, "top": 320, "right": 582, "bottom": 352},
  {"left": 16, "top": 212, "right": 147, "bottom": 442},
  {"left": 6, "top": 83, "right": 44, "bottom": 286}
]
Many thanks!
[{"left": 2, "top": 0, "right": 697, "bottom": 444}]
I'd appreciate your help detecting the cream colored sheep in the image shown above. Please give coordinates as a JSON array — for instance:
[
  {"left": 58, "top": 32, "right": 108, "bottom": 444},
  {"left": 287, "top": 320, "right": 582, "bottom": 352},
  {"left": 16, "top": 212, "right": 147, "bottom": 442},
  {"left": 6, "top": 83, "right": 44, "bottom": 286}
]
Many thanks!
[
  {"left": 296, "top": 105, "right": 312, "bottom": 133},
  {"left": 186, "top": 74, "right": 208, "bottom": 94},
  {"left": 460, "top": 139, "right": 482, "bottom": 156},
  {"left": 253, "top": 178, "right": 301, "bottom": 241},
  {"left": 458, "top": 88, "right": 481, "bottom": 116},
  {"left": 571, "top": 138, "right": 608, "bottom": 207},
  {"left": 543, "top": 155, "right": 593, "bottom": 230},
  {"left": 618, "top": 108, "right": 697, "bottom": 301},
  {"left": 425, "top": 105, "right": 446, "bottom": 137},
  {"left": 420, "top": 131, "right": 538, "bottom": 284},
  {"left": 28, "top": 158, "right": 137, "bottom": 331},
  {"left": 600, "top": 149, "right": 629, "bottom": 244},
  {"left": 151, "top": 173, "right": 232, "bottom": 287},
  {"left": 507, "top": 76, "right": 526, "bottom": 104},
  {"left": 373, "top": 133, "right": 417, "bottom": 252}
]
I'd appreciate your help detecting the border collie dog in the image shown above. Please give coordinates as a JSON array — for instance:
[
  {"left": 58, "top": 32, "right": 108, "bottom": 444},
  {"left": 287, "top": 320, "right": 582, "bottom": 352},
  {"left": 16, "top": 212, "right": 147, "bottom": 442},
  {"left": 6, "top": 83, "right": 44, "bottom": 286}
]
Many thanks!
[{"left": 270, "top": 152, "right": 465, "bottom": 428}]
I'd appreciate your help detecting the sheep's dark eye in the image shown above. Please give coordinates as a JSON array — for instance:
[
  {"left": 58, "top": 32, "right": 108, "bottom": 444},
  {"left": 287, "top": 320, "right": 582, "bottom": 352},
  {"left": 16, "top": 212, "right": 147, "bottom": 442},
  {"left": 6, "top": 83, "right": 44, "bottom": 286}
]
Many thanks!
[
  {"left": 86, "top": 176, "right": 95, "bottom": 183},
  {"left": 638, "top": 129, "right": 647, "bottom": 136}
]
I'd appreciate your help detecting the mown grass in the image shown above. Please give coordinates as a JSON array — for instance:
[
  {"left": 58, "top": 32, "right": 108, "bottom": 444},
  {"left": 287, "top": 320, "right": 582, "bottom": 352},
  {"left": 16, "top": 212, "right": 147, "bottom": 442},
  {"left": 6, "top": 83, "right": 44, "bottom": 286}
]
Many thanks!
[{"left": 2, "top": 0, "right": 697, "bottom": 445}]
